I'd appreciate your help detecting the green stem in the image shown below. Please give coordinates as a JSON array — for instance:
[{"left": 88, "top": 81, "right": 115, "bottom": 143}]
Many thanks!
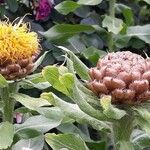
[
  {"left": 112, "top": 114, "right": 134, "bottom": 150},
  {"left": 1, "top": 82, "right": 18, "bottom": 123},
  {"left": 1, "top": 82, "right": 18, "bottom": 150},
  {"left": 1, "top": 87, "right": 14, "bottom": 122},
  {"left": 108, "top": 0, "right": 116, "bottom": 51}
]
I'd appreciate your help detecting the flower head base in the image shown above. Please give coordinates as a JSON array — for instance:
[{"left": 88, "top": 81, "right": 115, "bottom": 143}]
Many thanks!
[
  {"left": 88, "top": 51, "right": 150, "bottom": 104},
  {"left": 0, "top": 20, "right": 40, "bottom": 80}
]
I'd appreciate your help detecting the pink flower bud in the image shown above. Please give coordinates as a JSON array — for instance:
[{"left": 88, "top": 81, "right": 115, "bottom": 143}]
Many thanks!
[{"left": 87, "top": 51, "right": 150, "bottom": 104}]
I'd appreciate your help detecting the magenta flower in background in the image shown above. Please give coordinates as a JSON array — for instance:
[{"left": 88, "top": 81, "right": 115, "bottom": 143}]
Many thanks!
[
  {"left": 15, "top": 112, "right": 23, "bottom": 124},
  {"left": 0, "top": 0, "right": 5, "bottom": 4},
  {"left": 35, "top": 0, "right": 53, "bottom": 21}
]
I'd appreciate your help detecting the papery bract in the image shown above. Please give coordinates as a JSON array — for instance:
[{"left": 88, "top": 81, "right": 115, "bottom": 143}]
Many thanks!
[{"left": 88, "top": 51, "right": 150, "bottom": 104}]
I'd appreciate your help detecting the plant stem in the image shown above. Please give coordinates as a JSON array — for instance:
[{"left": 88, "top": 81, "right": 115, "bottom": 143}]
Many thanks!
[
  {"left": 1, "top": 87, "right": 14, "bottom": 122},
  {"left": 1, "top": 82, "right": 18, "bottom": 123},
  {"left": 108, "top": 0, "right": 116, "bottom": 51},
  {"left": 1, "top": 82, "right": 18, "bottom": 150},
  {"left": 112, "top": 114, "right": 134, "bottom": 150}
]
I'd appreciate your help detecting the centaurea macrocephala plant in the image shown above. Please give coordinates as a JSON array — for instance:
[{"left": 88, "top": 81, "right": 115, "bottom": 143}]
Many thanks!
[
  {"left": 42, "top": 47, "right": 150, "bottom": 150},
  {"left": 0, "top": 18, "right": 40, "bottom": 123}
]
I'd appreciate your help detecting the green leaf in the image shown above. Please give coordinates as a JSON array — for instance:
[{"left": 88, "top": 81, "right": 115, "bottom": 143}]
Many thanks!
[
  {"left": 114, "top": 35, "right": 131, "bottom": 48},
  {"left": 132, "top": 130, "right": 150, "bottom": 149},
  {"left": 57, "top": 123, "right": 92, "bottom": 142},
  {"left": 41, "top": 24, "right": 95, "bottom": 43},
  {"left": 134, "top": 107, "right": 150, "bottom": 135},
  {"left": 77, "top": 0, "right": 103, "bottom": 5},
  {"left": 81, "top": 46, "right": 107, "bottom": 65},
  {"left": 58, "top": 46, "right": 90, "bottom": 80},
  {"left": 115, "top": 4, "right": 134, "bottom": 26},
  {"left": 122, "top": 7, "right": 134, "bottom": 26},
  {"left": 100, "top": 96, "right": 126, "bottom": 120},
  {"left": 21, "top": 73, "right": 50, "bottom": 90},
  {"left": 102, "top": 16, "right": 123, "bottom": 34},
  {"left": 15, "top": 115, "right": 63, "bottom": 133},
  {"left": 86, "top": 141, "right": 106, "bottom": 150},
  {"left": 42, "top": 65, "right": 74, "bottom": 96},
  {"left": 6, "top": 0, "right": 18, "bottom": 12},
  {"left": 45, "top": 133, "right": 89, "bottom": 150},
  {"left": 0, "top": 74, "right": 8, "bottom": 88},
  {"left": 33, "top": 51, "right": 48, "bottom": 72},
  {"left": 72, "top": 85, "right": 107, "bottom": 121},
  {"left": 11, "top": 93, "right": 50, "bottom": 111},
  {"left": 37, "top": 107, "right": 64, "bottom": 121},
  {"left": 55, "top": 1, "right": 81, "bottom": 15},
  {"left": 41, "top": 92, "right": 110, "bottom": 131},
  {"left": 0, "top": 5, "right": 6, "bottom": 17},
  {"left": 16, "top": 128, "right": 42, "bottom": 139},
  {"left": 21, "top": 79, "right": 50, "bottom": 90},
  {"left": 0, "top": 122, "right": 14, "bottom": 149},
  {"left": 42, "top": 66, "right": 68, "bottom": 95},
  {"left": 115, "top": 24, "right": 150, "bottom": 47},
  {"left": 59, "top": 73, "right": 75, "bottom": 95},
  {"left": 118, "top": 141, "right": 134, "bottom": 150},
  {"left": 12, "top": 136, "right": 44, "bottom": 150},
  {"left": 143, "top": 0, "right": 150, "bottom": 5},
  {"left": 65, "top": 56, "right": 100, "bottom": 107},
  {"left": 68, "top": 35, "right": 86, "bottom": 53},
  {"left": 127, "top": 24, "right": 150, "bottom": 44}
]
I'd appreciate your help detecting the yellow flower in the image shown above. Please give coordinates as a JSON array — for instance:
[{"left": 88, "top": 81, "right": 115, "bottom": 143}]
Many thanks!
[
  {"left": 0, "top": 19, "right": 40, "bottom": 80},
  {"left": 0, "top": 20, "right": 39, "bottom": 63}
]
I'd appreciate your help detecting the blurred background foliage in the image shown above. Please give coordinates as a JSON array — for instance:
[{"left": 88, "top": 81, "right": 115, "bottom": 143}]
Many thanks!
[{"left": 0, "top": 0, "right": 149, "bottom": 68}]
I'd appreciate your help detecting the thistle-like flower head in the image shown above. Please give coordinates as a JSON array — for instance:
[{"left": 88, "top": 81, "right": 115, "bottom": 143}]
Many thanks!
[
  {"left": 0, "top": 19, "right": 40, "bottom": 80},
  {"left": 88, "top": 51, "right": 150, "bottom": 104}
]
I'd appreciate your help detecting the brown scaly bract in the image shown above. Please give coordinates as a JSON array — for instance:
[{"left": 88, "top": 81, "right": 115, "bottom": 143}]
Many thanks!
[{"left": 87, "top": 51, "right": 150, "bottom": 104}]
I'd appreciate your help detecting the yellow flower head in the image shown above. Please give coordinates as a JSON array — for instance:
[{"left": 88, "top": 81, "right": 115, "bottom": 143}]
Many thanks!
[
  {"left": 0, "top": 19, "right": 39, "bottom": 64},
  {"left": 0, "top": 18, "right": 40, "bottom": 80}
]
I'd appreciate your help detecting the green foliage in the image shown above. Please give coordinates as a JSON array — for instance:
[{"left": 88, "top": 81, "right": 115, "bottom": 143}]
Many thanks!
[
  {"left": 102, "top": 16, "right": 124, "bottom": 34},
  {"left": 1, "top": 0, "right": 150, "bottom": 150},
  {"left": 6, "top": 0, "right": 18, "bottom": 12},
  {"left": 41, "top": 24, "right": 96, "bottom": 43},
  {"left": 42, "top": 65, "right": 74, "bottom": 96},
  {"left": 0, "top": 74, "right": 8, "bottom": 88},
  {"left": 58, "top": 46, "right": 90, "bottom": 80},
  {"left": 15, "top": 115, "right": 63, "bottom": 133},
  {"left": 45, "top": 133, "right": 89, "bottom": 150},
  {"left": 11, "top": 93, "right": 50, "bottom": 111},
  {"left": 127, "top": 24, "right": 150, "bottom": 44},
  {"left": 78, "top": 0, "right": 103, "bottom": 5},
  {"left": 41, "top": 92, "right": 110, "bottom": 131},
  {"left": 81, "top": 46, "right": 107, "bottom": 65},
  {"left": 100, "top": 96, "right": 126, "bottom": 120},
  {"left": 55, "top": 1, "right": 81, "bottom": 15},
  {"left": 134, "top": 107, "right": 150, "bottom": 135},
  {"left": 0, "top": 122, "right": 14, "bottom": 149},
  {"left": 41, "top": 48, "right": 150, "bottom": 150},
  {"left": 12, "top": 136, "right": 44, "bottom": 150}
]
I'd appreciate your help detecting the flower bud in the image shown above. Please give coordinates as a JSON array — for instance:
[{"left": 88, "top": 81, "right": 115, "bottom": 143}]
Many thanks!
[{"left": 87, "top": 51, "right": 150, "bottom": 104}]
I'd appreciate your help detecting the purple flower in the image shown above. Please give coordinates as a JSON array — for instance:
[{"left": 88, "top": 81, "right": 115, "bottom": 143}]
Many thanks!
[
  {"left": 35, "top": 0, "right": 53, "bottom": 21},
  {"left": 0, "top": 0, "right": 5, "bottom": 3}
]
